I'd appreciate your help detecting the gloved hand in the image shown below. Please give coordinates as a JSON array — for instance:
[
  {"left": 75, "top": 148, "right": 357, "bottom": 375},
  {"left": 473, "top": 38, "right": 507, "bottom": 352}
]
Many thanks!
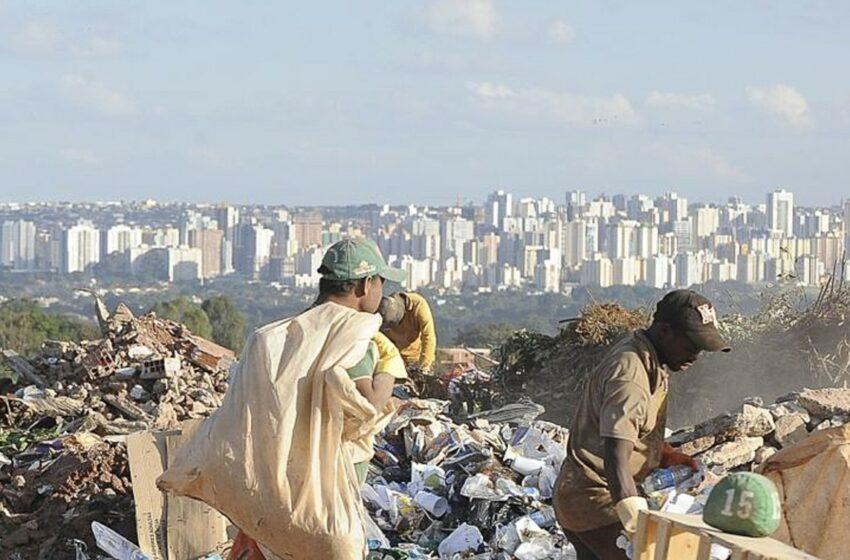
[
  {"left": 661, "top": 442, "right": 699, "bottom": 470},
  {"left": 615, "top": 496, "right": 649, "bottom": 534}
]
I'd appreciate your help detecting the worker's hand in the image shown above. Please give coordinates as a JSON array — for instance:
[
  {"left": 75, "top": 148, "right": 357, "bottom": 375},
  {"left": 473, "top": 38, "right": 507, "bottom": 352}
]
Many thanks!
[
  {"left": 661, "top": 442, "right": 699, "bottom": 470},
  {"left": 615, "top": 496, "right": 648, "bottom": 534}
]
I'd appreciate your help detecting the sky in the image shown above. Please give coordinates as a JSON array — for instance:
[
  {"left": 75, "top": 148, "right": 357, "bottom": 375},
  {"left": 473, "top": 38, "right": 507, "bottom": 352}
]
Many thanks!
[{"left": 1, "top": 1, "right": 849, "bottom": 207}]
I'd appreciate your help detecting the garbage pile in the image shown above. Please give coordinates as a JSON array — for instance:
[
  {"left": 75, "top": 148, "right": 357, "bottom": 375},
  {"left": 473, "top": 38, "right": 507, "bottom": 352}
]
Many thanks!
[
  {"left": 0, "top": 298, "right": 235, "bottom": 559},
  {"left": 361, "top": 398, "right": 576, "bottom": 559}
]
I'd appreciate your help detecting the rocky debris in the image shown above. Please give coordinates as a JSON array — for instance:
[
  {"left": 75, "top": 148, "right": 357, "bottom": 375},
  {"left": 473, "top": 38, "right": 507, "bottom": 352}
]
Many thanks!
[
  {"left": 668, "top": 404, "right": 775, "bottom": 447},
  {"left": 774, "top": 414, "right": 809, "bottom": 448},
  {"left": 671, "top": 389, "right": 850, "bottom": 476},
  {"left": 696, "top": 436, "right": 764, "bottom": 470},
  {"left": 0, "top": 297, "right": 234, "bottom": 559},
  {"left": 797, "top": 387, "right": 850, "bottom": 418}
]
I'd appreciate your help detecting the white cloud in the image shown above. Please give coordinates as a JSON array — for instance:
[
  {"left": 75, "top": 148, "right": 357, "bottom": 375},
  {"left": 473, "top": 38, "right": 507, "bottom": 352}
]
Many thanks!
[
  {"left": 421, "top": 0, "right": 497, "bottom": 40},
  {"left": 60, "top": 148, "right": 99, "bottom": 166},
  {"left": 468, "top": 81, "right": 640, "bottom": 127},
  {"left": 9, "top": 22, "right": 61, "bottom": 54},
  {"left": 61, "top": 74, "right": 136, "bottom": 116},
  {"left": 646, "top": 91, "right": 715, "bottom": 110},
  {"left": 546, "top": 19, "right": 575, "bottom": 45},
  {"left": 746, "top": 84, "right": 812, "bottom": 128}
]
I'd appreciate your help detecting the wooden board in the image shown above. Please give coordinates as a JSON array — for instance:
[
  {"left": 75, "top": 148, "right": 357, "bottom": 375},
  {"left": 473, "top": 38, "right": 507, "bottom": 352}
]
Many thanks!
[
  {"left": 127, "top": 420, "right": 230, "bottom": 560},
  {"left": 164, "top": 423, "right": 229, "bottom": 560},
  {"left": 635, "top": 511, "right": 821, "bottom": 560},
  {"left": 127, "top": 429, "right": 169, "bottom": 560}
]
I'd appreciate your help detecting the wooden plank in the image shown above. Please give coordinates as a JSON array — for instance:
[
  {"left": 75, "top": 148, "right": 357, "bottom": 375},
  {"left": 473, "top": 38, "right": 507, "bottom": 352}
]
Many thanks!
[
  {"left": 635, "top": 512, "right": 658, "bottom": 560},
  {"left": 647, "top": 512, "right": 819, "bottom": 559},
  {"left": 666, "top": 525, "right": 703, "bottom": 559},
  {"left": 731, "top": 548, "right": 749, "bottom": 560},
  {"left": 635, "top": 510, "right": 652, "bottom": 559},
  {"left": 696, "top": 533, "right": 713, "bottom": 560},
  {"left": 653, "top": 518, "right": 672, "bottom": 560},
  {"left": 126, "top": 430, "right": 169, "bottom": 560},
  {"left": 165, "top": 420, "right": 229, "bottom": 560}
]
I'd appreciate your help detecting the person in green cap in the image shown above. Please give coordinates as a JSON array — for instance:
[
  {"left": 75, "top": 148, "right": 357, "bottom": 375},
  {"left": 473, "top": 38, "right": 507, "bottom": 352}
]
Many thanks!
[
  {"left": 227, "top": 237, "right": 408, "bottom": 560},
  {"left": 553, "top": 289, "right": 731, "bottom": 560},
  {"left": 312, "top": 237, "right": 410, "bottom": 483}
]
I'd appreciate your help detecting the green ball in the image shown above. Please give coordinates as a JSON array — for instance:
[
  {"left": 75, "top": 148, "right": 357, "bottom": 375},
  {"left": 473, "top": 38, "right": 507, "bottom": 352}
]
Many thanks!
[{"left": 703, "top": 473, "right": 782, "bottom": 537}]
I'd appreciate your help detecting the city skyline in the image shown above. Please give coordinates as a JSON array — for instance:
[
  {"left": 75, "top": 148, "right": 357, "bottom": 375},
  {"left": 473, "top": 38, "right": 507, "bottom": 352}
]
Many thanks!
[
  {"left": 1, "top": 2, "right": 849, "bottom": 205},
  {"left": 2, "top": 187, "right": 849, "bottom": 293}
]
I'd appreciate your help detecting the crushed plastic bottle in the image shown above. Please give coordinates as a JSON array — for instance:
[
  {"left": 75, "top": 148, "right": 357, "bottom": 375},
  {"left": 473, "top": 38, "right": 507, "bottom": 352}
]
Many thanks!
[
  {"left": 91, "top": 521, "right": 150, "bottom": 560},
  {"left": 641, "top": 465, "right": 694, "bottom": 494}
]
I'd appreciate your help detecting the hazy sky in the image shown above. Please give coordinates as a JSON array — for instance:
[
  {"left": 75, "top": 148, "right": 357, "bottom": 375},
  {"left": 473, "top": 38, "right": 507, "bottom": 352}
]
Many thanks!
[{"left": 1, "top": 1, "right": 849, "bottom": 206}]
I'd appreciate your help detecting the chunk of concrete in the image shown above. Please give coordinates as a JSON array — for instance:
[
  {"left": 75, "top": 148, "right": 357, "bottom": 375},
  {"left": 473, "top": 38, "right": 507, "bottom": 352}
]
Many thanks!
[
  {"left": 697, "top": 436, "right": 764, "bottom": 470},
  {"left": 797, "top": 388, "right": 850, "bottom": 418},
  {"left": 773, "top": 414, "right": 808, "bottom": 448}
]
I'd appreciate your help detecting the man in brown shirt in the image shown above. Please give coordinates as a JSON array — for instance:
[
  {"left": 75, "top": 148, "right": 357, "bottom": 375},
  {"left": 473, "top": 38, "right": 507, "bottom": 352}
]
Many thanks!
[{"left": 554, "top": 290, "right": 730, "bottom": 560}]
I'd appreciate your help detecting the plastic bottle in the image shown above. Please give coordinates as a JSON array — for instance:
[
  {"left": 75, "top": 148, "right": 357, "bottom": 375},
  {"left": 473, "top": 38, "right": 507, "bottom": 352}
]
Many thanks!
[
  {"left": 641, "top": 465, "right": 694, "bottom": 494},
  {"left": 91, "top": 521, "right": 150, "bottom": 560}
]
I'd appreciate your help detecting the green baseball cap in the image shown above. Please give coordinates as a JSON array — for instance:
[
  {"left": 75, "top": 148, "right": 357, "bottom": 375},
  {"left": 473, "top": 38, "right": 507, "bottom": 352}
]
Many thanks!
[{"left": 318, "top": 238, "right": 406, "bottom": 283}]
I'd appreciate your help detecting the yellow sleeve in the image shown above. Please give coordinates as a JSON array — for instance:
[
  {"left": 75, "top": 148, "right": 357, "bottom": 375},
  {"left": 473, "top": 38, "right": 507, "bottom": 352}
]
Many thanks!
[
  {"left": 372, "top": 332, "right": 408, "bottom": 380},
  {"left": 410, "top": 294, "right": 437, "bottom": 372}
]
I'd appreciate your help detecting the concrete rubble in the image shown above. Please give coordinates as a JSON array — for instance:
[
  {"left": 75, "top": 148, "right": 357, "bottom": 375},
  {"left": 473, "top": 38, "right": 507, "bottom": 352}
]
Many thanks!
[
  {"left": 669, "top": 389, "right": 850, "bottom": 472},
  {"left": 0, "top": 299, "right": 235, "bottom": 559}
]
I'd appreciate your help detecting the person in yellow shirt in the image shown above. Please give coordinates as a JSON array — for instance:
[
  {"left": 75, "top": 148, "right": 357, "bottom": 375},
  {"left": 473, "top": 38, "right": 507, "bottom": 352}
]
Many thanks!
[{"left": 378, "top": 291, "right": 437, "bottom": 373}]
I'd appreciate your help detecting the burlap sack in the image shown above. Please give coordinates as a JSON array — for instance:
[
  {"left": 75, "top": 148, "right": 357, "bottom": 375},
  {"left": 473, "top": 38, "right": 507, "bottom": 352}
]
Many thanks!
[
  {"left": 158, "top": 302, "right": 383, "bottom": 560},
  {"left": 759, "top": 424, "right": 850, "bottom": 560}
]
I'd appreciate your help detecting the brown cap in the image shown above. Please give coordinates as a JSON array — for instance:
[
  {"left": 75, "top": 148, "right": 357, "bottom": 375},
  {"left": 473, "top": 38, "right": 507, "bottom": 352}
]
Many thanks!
[{"left": 654, "top": 290, "right": 731, "bottom": 353}]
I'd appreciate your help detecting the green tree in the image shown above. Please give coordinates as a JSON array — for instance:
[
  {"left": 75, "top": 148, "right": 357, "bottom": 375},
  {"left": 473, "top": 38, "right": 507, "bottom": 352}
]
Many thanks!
[
  {"left": 149, "top": 297, "right": 213, "bottom": 339},
  {"left": 0, "top": 300, "right": 100, "bottom": 356},
  {"left": 202, "top": 295, "right": 247, "bottom": 352}
]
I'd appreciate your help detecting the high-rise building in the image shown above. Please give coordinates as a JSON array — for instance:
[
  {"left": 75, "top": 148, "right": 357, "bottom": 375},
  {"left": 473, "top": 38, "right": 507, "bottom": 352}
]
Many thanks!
[
  {"left": 167, "top": 246, "right": 204, "bottom": 282},
  {"left": 562, "top": 220, "right": 587, "bottom": 267},
  {"left": 843, "top": 200, "right": 850, "bottom": 254},
  {"left": 292, "top": 212, "right": 323, "bottom": 250},
  {"left": 236, "top": 224, "right": 274, "bottom": 278},
  {"left": 188, "top": 228, "right": 223, "bottom": 278},
  {"left": 675, "top": 252, "right": 702, "bottom": 287},
  {"left": 485, "top": 190, "right": 513, "bottom": 230},
  {"left": 566, "top": 190, "right": 586, "bottom": 221},
  {"left": 102, "top": 224, "right": 143, "bottom": 258},
  {"left": 580, "top": 254, "right": 613, "bottom": 287},
  {"left": 63, "top": 221, "right": 100, "bottom": 273},
  {"left": 658, "top": 192, "right": 688, "bottom": 222},
  {"left": 646, "top": 255, "right": 675, "bottom": 289},
  {"left": 767, "top": 189, "right": 794, "bottom": 238},
  {"left": 0, "top": 219, "right": 36, "bottom": 270}
]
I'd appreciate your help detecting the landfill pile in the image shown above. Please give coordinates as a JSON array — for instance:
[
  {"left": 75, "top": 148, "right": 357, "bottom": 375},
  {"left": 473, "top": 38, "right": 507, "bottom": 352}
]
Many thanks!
[
  {"left": 0, "top": 297, "right": 235, "bottom": 559},
  {"left": 362, "top": 397, "right": 576, "bottom": 559},
  {"left": 491, "top": 302, "right": 650, "bottom": 424}
]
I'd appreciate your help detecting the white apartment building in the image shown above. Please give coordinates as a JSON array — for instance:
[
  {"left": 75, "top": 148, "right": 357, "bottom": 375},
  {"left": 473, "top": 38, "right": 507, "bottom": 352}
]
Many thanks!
[
  {"left": 63, "top": 221, "right": 100, "bottom": 273},
  {"left": 767, "top": 189, "right": 794, "bottom": 238},
  {"left": 1, "top": 219, "right": 36, "bottom": 270}
]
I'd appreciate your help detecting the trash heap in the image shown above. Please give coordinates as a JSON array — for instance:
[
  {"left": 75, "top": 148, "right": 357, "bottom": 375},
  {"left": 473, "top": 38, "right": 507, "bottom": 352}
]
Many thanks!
[
  {"left": 361, "top": 398, "right": 576, "bottom": 560},
  {"left": 0, "top": 299, "right": 235, "bottom": 559}
]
